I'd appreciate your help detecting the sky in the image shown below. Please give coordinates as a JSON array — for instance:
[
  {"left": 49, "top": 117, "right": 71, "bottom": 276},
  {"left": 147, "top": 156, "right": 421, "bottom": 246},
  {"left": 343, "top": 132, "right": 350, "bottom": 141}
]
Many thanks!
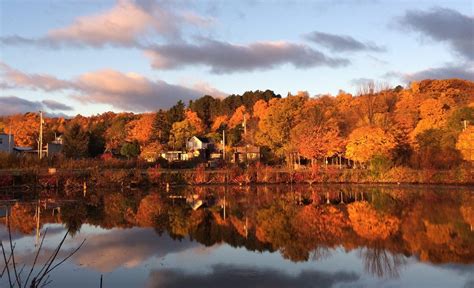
[{"left": 0, "top": 0, "right": 473, "bottom": 116}]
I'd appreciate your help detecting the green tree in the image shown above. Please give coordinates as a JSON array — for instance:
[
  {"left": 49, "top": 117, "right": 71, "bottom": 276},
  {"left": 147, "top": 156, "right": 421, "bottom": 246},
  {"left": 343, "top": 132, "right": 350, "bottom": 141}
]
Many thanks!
[
  {"left": 63, "top": 122, "right": 89, "bottom": 158},
  {"left": 151, "top": 109, "right": 171, "bottom": 144},
  {"left": 167, "top": 100, "right": 185, "bottom": 124},
  {"left": 88, "top": 122, "right": 106, "bottom": 157},
  {"left": 168, "top": 119, "right": 196, "bottom": 150},
  {"left": 120, "top": 141, "right": 140, "bottom": 159}
]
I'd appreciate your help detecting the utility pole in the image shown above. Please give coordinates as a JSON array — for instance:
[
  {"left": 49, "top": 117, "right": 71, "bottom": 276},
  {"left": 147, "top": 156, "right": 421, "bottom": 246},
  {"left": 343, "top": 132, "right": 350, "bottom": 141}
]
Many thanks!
[
  {"left": 222, "top": 129, "right": 226, "bottom": 161},
  {"left": 243, "top": 114, "right": 247, "bottom": 136},
  {"left": 8, "top": 122, "right": 12, "bottom": 153},
  {"left": 39, "top": 110, "right": 43, "bottom": 159}
]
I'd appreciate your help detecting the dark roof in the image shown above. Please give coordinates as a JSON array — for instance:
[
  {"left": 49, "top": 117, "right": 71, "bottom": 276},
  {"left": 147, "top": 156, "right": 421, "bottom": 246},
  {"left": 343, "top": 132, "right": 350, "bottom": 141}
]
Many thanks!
[{"left": 195, "top": 136, "right": 211, "bottom": 143}]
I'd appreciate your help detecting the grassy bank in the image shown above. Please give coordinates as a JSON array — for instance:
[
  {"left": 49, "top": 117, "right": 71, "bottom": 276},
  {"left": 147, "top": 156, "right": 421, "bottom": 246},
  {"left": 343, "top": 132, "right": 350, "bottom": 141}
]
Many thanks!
[{"left": 0, "top": 164, "right": 472, "bottom": 192}]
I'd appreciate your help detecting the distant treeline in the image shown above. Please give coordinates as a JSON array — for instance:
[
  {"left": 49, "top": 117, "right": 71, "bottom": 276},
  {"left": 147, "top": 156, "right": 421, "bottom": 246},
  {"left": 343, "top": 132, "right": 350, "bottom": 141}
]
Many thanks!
[{"left": 0, "top": 79, "right": 473, "bottom": 170}]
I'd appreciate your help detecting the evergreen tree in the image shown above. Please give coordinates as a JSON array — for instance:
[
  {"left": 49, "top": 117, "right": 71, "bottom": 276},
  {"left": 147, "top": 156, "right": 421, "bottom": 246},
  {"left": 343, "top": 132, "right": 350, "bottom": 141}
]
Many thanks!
[{"left": 63, "top": 122, "right": 89, "bottom": 158}]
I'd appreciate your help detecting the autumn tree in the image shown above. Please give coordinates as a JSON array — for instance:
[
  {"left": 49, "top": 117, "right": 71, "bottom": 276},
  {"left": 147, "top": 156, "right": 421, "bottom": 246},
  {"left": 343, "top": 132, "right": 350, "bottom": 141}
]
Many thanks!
[
  {"left": 256, "top": 95, "right": 306, "bottom": 164},
  {"left": 184, "top": 110, "right": 205, "bottom": 135},
  {"left": 228, "top": 105, "right": 251, "bottom": 129},
  {"left": 345, "top": 126, "right": 396, "bottom": 165},
  {"left": 211, "top": 115, "right": 229, "bottom": 132},
  {"left": 291, "top": 104, "right": 343, "bottom": 166},
  {"left": 252, "top": 99, "right": 269, "bottom": 120},
  {"left": 126, "top": 113, "right": 154, "bottom": 145},
  {"left": 456, "top": 126, "right": 474, "bottom": 161}
]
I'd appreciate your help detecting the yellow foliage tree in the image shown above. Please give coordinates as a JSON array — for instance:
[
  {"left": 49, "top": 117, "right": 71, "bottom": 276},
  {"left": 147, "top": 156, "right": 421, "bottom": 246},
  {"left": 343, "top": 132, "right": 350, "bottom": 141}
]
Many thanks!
[
  {"left": 345, "top": 126, "right": 396, "bottom": 163},
  {"left": 456, "top": 126, "right": 474, "bottom": 161}
]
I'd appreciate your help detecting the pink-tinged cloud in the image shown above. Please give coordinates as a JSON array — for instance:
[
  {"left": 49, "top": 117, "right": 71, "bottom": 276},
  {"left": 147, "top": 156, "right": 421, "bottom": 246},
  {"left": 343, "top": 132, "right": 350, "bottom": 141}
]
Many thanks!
[
  {"left": 0, "top": 62, "right": 73, "bottom": 91},
  {"left": 73, "top": 69, "right": 212, "bottom": 110},
  {"left": 1, "top": 0, "right": 213, "bottom": 48},
  {"left": 186, "top": 80, "right": 227, "bottom": 98},
  {"left": 65, "top": 227, "right": 198, "bottom": 273},
  {"left": 47, "top": 0, "right": 157, "bottom": 47},
  {"left": 1, "top": 63, "right": 225, "bottom": 112},
  {"left": 145, "top": 38, "right": 350, "bottom": 74}
]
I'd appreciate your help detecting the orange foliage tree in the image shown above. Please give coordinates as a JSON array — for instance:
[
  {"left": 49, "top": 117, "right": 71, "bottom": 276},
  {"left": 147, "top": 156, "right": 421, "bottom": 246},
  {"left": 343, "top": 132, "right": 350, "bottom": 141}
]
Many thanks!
[
  {"left": 126, "top": 113, "right": 155, "bottom": 145},
  {"left": 228, "top": 105, "right": 250, "bottom": 128},
  {"left": 252, "top": 99, "right": 269, "bottom": 119}
]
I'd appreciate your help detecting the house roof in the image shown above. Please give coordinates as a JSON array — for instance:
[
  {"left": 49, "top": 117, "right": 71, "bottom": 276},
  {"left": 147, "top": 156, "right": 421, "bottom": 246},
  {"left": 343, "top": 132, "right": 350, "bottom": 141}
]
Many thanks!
[
  {"left": 235, "top": 145, "right": 260, "bottom": 153},
  {"left": 193, "top": 136, "right": 211, "bottom": 143},
  {"left": 13, "top": 146, "right": 33, "bottom": 152}
]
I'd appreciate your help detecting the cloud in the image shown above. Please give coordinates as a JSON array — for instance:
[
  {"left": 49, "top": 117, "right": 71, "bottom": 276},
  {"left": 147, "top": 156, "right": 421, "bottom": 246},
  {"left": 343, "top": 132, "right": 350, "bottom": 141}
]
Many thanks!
[
  {"left": 1, "top": 63, "right": 222, "bottom": 111},
  {"left": 42, "top": 99, "right": 74, "bottom": 111},
  {"left": 350, "top": 77, "right": 376, "bottom": 87},
  {"left": 146, "top": 264, "right": 359, "bottom": 288},
  {"left": 385, "top": 64, "right": 474, "bottom": 82},
  {"left": 398, "top": 7, "right": 474, "bottom": 60},
  {"left": 0, "top": 96, "right": 42, "bottom": 115},
  {"left": 305, "top": 31, "right": 385, "bottom": 52},
  {"left": 0, "top": 96, "right": 74, "bottom": 115},
  {"left": 145, "top": 38, "right": 350, "bottom": 73},
  {"left": 0, "top": 62, "right": 73, "bottom": 91},
  {"left": 65, "top": 228, "right": 199, "bottom": 273},
  {"left": 185, "top": 81, "right": 227, "bottom": 98},
  {"left": 0, "top": 0, "right": 213, "bottom": 48},
  {"left": 73, "top": 69, "right": 208, "bottom": 110}
]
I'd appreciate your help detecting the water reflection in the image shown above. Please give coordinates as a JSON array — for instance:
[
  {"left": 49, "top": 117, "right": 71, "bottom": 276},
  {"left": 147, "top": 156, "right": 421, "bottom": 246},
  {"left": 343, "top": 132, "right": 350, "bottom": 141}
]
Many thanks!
[
  {"left": 1, "top": 185, "right": 473, "bottom": 287},
  {"left": 146, "top": 264, "right": 360, "bottom": 288}
]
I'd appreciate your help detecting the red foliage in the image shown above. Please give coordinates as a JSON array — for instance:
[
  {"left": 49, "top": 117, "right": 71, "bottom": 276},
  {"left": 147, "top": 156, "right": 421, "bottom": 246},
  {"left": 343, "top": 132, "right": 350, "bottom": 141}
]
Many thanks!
[{"left": 0, "top": 175, "right": 13, "bottom": 187}]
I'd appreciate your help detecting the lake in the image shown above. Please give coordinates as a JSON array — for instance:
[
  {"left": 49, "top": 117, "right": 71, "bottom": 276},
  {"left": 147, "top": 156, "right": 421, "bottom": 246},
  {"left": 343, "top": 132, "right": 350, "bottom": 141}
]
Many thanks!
[{"left": 1, "top": 184, "right": 473, "bottom": 288}]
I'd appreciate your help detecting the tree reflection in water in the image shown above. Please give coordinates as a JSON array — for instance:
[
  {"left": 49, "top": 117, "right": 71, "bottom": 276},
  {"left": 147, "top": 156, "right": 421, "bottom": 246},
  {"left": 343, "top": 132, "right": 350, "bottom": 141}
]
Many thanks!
[
  {"left": 0, "top": 184, "right": 473, "bottom": 281},
  {"left": 359, "top": 243, "right": 407, "bottom": 279}
]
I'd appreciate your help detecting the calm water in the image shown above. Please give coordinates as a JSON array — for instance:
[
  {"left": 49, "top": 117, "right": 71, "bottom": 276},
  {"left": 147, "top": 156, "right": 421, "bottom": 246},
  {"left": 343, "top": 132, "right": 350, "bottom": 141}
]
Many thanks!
[{"left": 1, "top": 185, "right": 473, "bottom": 288}]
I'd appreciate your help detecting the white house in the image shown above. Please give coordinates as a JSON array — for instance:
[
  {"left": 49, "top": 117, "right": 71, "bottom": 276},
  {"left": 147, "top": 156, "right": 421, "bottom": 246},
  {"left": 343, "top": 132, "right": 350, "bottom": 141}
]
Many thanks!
[
  {"left": 0, "top": 133, "right": 14, "bottom": 153},
  {"left": 186, "top": 136, "right": 213, "bottom": 151}
]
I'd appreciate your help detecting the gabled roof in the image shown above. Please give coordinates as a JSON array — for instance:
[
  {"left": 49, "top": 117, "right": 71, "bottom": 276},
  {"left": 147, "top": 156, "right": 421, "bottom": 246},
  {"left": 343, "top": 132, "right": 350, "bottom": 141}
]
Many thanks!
[{"left": 192, "top": 136, "right": 211, "bottom": 143}]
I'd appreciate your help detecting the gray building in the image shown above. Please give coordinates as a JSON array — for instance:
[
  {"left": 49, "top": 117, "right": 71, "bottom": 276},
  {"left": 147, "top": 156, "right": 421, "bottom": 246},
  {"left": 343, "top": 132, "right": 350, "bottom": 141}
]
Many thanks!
[{"left": 0, "top": 133, "right": 14, "bottom": 153}]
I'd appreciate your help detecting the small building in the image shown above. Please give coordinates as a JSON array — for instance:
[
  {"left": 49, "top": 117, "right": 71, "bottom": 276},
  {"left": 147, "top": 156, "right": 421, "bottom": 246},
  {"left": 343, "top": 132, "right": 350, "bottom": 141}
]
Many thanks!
[
  {"left": 46, "top": 142, "right": 62, "bottom": 157},
  {"left": 45, "top": 135, "right": 63, "bottom": 157},
  {"left": 232, "top": 144, "right": 261, "bottom": 163},
  {"left": 186, "top": 136, "right": 213, "bottom": 151},
  {"left": 0, "top": 133, "right": 14, "bottom": 153},
  {"left": 161, "top": 151, "right": 189, "bottom": 162}
]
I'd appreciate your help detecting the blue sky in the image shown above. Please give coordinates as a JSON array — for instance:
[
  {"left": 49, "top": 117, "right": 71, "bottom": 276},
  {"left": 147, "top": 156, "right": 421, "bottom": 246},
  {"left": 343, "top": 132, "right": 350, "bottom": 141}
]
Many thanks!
[{"left": 0, "top": 0, "right": 473, "bottom": 116}]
